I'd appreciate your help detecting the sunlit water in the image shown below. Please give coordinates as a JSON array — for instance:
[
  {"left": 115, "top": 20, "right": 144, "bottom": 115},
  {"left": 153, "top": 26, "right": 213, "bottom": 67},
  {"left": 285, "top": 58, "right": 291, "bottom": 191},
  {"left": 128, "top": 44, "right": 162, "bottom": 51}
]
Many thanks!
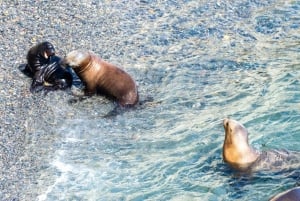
[{"left": 3, "top": 0, "right": 300, "bottom": 200}]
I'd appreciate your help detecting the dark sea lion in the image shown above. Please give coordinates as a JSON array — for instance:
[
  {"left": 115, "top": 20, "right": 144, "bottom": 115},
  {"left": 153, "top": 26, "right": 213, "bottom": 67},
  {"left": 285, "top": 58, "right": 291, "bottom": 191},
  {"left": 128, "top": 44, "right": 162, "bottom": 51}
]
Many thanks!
[
  {"left": 222, "top": 118, "right": 300, "bottom": 172},
  {"left": 24, "top": 41, "right": 55, "bottom": 77},
  {"left": 30, "top": 56, "right": 73, "bottom": 93},
  {"left": 269, "top": 186, "right": 300, "bottom": 201},
  {"left": 62, "top": 50, "right": 138, "bottom": 107},
  {"left": 20, "top": 42, "right": 73, "bottom": 93}
]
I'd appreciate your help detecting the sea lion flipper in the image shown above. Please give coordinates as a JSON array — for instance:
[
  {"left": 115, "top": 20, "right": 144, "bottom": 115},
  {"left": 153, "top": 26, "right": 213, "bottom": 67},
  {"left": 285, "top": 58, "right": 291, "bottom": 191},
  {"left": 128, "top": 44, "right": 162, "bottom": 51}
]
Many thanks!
[{"left": 30, "top": 81, "right": 46, "bottom": 93}]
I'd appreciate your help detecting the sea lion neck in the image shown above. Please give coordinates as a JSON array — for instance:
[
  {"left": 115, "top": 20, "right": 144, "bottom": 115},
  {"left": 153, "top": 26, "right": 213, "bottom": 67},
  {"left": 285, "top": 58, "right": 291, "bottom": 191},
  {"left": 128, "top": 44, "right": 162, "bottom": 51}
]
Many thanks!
[
  {"left": 223, "top": 144, "right": 260, "bottom": 170},
  {"left": 223, "top": 118, "right": 260, "bottom": 170}
]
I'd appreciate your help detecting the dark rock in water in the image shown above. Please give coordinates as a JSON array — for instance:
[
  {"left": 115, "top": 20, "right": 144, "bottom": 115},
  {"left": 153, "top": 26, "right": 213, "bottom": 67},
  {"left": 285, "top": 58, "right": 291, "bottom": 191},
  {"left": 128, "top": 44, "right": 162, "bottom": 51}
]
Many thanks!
[{"left": 269, "top": 186, "right": 300, "bottom": 201}]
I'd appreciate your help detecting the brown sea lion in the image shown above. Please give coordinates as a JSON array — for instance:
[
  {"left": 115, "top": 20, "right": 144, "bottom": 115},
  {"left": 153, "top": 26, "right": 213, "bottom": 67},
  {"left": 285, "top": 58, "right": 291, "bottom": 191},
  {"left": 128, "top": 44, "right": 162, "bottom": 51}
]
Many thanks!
[
  {"left": 61, "top": 50, "right": 138, "bottom": 107},
  {"left": 222, "top": 118, "right": 300, "bottom": 172},
  {"left": 269, "top": 186, "right": 300, "bottom": 201}
]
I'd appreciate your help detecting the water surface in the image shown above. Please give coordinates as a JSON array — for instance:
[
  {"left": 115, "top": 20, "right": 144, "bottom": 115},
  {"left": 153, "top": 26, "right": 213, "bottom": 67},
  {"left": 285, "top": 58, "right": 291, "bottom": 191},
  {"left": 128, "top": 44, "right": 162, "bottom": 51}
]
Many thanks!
[{"left": 1, "top": 0, "right": 300, "bottom": 200}]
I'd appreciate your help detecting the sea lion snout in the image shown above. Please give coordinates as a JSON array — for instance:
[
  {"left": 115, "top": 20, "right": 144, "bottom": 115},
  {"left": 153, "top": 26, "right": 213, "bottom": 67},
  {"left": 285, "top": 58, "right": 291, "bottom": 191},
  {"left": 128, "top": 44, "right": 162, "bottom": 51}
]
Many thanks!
[
  {"left": 42, "top": 42, "right": 56, "bottom": 59},
  {"left": 223, "top": 118, "right": 230, "bottom": 129},
  {"left": 44, "top": 48, "right": 55, "bottom": 58},
  {"left": 223, "top": 118, "right": 247, "bottom": 137},
  {"left": 223, "top": 118, "right": 239, "bottom": 136},
  {"left": 60, "top": 57, "right": 68, "bottom": 67}
]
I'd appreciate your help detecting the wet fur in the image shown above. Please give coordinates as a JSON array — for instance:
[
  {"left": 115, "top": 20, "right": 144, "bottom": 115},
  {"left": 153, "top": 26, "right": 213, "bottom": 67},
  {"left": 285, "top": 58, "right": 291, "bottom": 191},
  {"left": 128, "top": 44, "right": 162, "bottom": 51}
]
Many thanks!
[
  {"left": 21, "top": 42, "right": 73, "bottom": 93},
  {"left": 30, "top": 56, "right": 73, "bottom": 93},
  {"left": 223, "top": 118, "right": 300, "bottom": 172},
  {"left": 62, "top": 50, "right": 138, "bottom": 107},
  {"left": 25, "top": 41, "right": 55, "bottom": 76}
]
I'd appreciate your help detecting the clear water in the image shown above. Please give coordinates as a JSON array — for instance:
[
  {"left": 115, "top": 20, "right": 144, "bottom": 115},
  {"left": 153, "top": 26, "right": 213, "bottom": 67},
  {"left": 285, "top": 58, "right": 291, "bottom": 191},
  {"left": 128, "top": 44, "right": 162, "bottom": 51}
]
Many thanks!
[{"left": 13, "top": 0, "right": 300, "bottom": 200}]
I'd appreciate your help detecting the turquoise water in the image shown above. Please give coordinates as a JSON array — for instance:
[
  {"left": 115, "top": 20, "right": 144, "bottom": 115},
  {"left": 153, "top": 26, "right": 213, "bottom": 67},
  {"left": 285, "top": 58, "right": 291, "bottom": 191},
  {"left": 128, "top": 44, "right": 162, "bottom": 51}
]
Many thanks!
[{"left": 12, "top": 0, "right": 300, "bottom": 200}]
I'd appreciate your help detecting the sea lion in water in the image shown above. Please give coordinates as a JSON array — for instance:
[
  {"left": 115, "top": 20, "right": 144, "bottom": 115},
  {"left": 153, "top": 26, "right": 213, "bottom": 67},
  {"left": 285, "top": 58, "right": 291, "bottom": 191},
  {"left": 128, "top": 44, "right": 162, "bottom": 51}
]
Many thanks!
[
  {"left": 20, "top": 42, "right": 73, "bottom": 93},
  {"left": 222, "top": 118, "right": 300, "bottom": 172},
  {"left": 269, "top": 186, "right": 300, "bottom": 201},
  {"left": 61, "top": 50, "right": 138, "bottom": 107}
]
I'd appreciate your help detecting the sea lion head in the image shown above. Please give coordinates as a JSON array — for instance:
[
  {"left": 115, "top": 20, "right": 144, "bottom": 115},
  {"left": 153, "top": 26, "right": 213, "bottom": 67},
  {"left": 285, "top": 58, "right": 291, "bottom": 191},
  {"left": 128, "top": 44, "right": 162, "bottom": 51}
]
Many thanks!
[
  {"left": 40, "top": 42, "right": 55, "bottom": 59},
  {"left": 223, "top": 118, "right": 249, "bottom": 148},
  {"left": 222, "top": 118, "right": 259, "bottom": 169},
  {"left": 62, "top": 50, "right": 91, "bottom": 69}
]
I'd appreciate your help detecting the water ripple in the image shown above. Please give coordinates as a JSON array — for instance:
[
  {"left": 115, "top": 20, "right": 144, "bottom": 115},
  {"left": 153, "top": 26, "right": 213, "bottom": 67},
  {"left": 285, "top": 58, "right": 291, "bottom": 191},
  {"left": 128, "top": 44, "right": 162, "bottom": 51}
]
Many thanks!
[{"left": 1, "top": 0, "right": 299, "bottom": 200}]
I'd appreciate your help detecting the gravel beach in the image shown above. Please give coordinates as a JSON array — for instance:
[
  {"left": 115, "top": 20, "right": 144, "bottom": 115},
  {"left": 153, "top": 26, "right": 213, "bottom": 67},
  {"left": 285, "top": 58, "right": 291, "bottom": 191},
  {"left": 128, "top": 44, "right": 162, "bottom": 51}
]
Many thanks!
[{"left": 0, "top": 1, "right": 132, "bottom": 200}]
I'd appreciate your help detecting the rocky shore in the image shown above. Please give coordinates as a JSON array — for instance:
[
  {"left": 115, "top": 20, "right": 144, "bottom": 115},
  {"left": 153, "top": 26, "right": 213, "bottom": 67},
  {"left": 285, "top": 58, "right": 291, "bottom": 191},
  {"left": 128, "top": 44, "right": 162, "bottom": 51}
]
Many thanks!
[{"left": 0, "top": 1, "right": 121, "bottom": 200}]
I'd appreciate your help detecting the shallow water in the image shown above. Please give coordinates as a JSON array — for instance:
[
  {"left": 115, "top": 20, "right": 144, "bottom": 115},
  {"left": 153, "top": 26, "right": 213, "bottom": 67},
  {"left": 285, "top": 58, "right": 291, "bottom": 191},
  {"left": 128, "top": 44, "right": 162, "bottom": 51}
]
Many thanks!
[{"left": 1, "top": 0, "right": 300, "bottom": 200}]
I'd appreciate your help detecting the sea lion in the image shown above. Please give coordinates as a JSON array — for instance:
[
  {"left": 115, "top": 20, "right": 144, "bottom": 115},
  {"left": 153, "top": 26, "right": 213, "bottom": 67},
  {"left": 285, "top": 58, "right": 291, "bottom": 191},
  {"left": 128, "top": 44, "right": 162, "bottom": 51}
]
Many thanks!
[
  {"left": 30, "top": 56, "right": 73, "bottom": 93},
  {"left": 222, "top": 118, "right": 300, "bottom": 172},
  {"left": 61, "top": 50, "right": 138, "bottom": 107},
  {"left": 24, "top": 41, "right": 56, "bottom": 77},
  {"left": 269, "top": 186, "right": 300, "bottom": 201},
  {"left": 20, "top": 42, "right": 73, "bottom": 93}
]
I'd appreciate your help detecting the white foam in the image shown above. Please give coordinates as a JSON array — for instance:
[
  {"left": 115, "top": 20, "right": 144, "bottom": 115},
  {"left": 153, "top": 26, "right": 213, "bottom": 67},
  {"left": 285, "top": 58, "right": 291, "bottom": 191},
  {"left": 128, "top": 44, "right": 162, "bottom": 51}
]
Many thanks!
[
  {"left": 37, "top": 154, "right": 74, "bottom": 201},
  {"left": 37, "top": 171, "right": 64, "bottom": 200},
  {"left": 64, "top": 137, "right": 84, "bottom": 143}
]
